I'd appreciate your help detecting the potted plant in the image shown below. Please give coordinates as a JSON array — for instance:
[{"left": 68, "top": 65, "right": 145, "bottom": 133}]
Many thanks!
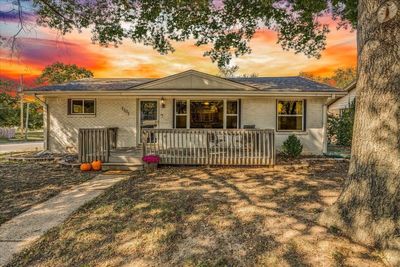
[{"left": 142, "top": 154, "right": 160, "bottom": 170}]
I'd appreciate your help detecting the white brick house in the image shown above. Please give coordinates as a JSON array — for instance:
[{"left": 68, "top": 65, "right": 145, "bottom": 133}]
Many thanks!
[
  {"left": 328, "top": 81, "right": 356, "bottom": 116},
  {"left": 27, "top": 70, "right": 346, "bottom": 155}
]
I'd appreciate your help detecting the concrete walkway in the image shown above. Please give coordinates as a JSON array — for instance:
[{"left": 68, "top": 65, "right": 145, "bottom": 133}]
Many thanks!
[{"left": 0, "top": 173, "right": 129, "bottom": 266}]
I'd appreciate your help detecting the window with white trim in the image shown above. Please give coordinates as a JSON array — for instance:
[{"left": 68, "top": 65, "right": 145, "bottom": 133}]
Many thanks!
[
  {"left": 226, "top": 100, "right": 239, "bottom": 128},
  {"left": 175, "top": 100, "right": 187, "bottom": 128},
  {"left": 190, "top": 100, "right": 223, "bottom": 128},
  {"left": 174, "top": 99, "right": 240, "bottom": 129},
  {"left": 68, "top": 99, "right": 96, "bottom": 115},
  {"left": 277, "top": 100, "right": 304, "bottom": 131}
]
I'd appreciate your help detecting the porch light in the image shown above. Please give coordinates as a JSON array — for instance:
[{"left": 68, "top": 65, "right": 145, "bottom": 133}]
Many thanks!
[{"left": 160, "top": 97, "right": 166, "bottom": 108}]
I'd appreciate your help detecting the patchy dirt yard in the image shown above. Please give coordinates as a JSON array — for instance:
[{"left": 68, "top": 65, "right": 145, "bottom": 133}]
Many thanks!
[
  {"left": 0, "top": 162, "right": 96, "bottom": 225},
  {"left": 7, "top": 161, "right": 385, "bottom": 266}
]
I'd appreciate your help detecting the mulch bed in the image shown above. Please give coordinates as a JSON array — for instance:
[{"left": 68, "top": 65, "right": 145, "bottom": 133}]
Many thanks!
[{"left": 0, "top": 162, "right": 96, "bottom": 225}]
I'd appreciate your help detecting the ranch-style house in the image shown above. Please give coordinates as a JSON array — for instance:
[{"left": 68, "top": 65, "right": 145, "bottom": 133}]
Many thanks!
[{"left": 26, "top": 70, "right": 346, "bottom": 166}]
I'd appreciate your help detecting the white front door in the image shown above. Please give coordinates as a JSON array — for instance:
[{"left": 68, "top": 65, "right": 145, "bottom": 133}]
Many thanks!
[{"left": 139, "top": 100, "right": 158, "bottom": 143}]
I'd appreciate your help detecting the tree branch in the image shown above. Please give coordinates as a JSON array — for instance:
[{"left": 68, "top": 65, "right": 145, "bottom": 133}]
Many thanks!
[
  {"left": 37, "top": 0, "right": 75, "bottom": 24},
  {"left": 10, "top": 0, "right": 24, "bottom": 55}
]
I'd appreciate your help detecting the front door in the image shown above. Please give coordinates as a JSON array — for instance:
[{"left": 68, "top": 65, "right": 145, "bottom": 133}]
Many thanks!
[{"left": 139, "top": 100, "right": 158, "bottom": 143}]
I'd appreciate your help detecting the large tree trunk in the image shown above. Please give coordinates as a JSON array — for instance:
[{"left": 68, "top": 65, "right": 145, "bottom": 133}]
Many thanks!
[{"left": 319, "top": 0, "right": 400, "bottom": 265}]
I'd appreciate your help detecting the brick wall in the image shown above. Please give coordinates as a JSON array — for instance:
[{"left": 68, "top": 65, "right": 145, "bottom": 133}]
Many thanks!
[
  {"left": 47, "top": 96, "right": 327, "bottom": 155},
  {"left": 47, "top": 96, "right": 137, "bottom": 152},
  {"left": 242, "top": 97, "right": 326, "bottom": 154}
]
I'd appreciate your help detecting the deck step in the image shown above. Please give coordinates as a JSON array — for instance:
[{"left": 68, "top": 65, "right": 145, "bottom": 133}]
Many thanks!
[
  {"left": 108, "top": 156, "right": 143, "bottom": 164},
  {"left": 102, "top": 163, "right": 143, "bottom": 171}
]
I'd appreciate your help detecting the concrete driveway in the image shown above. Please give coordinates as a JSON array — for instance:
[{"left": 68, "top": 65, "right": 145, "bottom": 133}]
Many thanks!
[{"left": 0, "top": 142, "right": 44, "bottom": 153}]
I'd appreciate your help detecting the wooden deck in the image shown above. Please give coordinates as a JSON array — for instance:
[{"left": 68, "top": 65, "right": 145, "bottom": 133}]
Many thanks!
[
  {"left": 109, "top": 147, "right": 143, "bottom": 164},
  {"left": 142, "top": 129, "right": 275, "bottom": 166},
  {"left": 78, "top": 128, "right": 275, "bottom": 167},
  {"left": 78, "top": 127, "right": 143, "bottom": 170}
]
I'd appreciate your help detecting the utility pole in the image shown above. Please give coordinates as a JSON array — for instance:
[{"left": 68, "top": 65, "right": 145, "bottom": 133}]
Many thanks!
[
  {"left": 19, "top": 75, "right": 24, "bottom": 138},
  {"left": 25, "top": 102, "right": 30, "bottom": 141}
]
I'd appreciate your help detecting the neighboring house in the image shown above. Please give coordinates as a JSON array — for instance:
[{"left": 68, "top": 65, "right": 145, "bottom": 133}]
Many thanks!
[
  {"left": 26, "top": 70, "right": 345, "bottom": 156},
  {"left": 328, "top": 81, "right": 356, "bottom": 116}
]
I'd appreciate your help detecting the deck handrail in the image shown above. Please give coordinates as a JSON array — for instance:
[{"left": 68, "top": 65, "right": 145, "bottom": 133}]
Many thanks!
[{"left": 142, "top": 128, "right": 275, "bottom": 166}]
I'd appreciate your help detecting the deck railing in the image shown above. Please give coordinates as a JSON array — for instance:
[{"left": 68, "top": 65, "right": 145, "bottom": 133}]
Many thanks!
[
  {"left": 142, "top": 129, "right": 275, "bottom": 166},
  {"left": 78, "top": 128, "right": 118, "bottom": 163}
]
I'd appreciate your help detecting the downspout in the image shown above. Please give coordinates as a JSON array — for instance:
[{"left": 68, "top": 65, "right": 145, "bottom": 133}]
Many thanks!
[
  {"left": 322, "top": 104, "right": 328, "bottom": 154},
  {"left": 323, "top": 94, "right": 336, "bottom": 155},
  {"left": 34, "top": 94, "right": 49, "bottom": 151}
]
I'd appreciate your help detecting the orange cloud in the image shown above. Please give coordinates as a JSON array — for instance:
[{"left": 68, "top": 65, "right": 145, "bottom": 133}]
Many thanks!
[
  {"left": 1, "top": 17, "right": 356, "bottom": 83},
  {"left": 302, "top": 43, "right": 357, "bottom": 76},
  {"left": 119, "top": 64, "right": 165, "bottom": 78},
  {"left": 252, "top": 29, "right": 278, "bottom": 43}
]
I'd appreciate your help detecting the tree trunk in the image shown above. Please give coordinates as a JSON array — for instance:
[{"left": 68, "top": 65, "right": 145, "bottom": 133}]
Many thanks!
[{"left": 319, "top": 0, "right": 400, "bottom": 265}]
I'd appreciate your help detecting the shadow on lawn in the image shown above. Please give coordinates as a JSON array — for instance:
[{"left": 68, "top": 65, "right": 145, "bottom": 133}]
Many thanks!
[
  {"left": 8, "top": 161, "right": 384, "bottom": 267},
  {"left": 0, "top": 162, "right": 95, "bottom": 225}
]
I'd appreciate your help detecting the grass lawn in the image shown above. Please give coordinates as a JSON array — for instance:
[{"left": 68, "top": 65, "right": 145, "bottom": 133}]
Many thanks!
[
  {"left": 0, "top": 130, "right": 44, "bottom": 144},
  {"left": 0, "top": 162, "right": 96, "bottom": 225},
  {"left": 7, "top": 161, "right": 385, "bottom": 266}
]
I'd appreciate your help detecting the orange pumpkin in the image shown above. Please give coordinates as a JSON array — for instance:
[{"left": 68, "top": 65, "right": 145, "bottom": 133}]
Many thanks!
[
  {"left": 80, "top": 163, "right": 92, "bottom": 171},
  {"left": 91, "top": 160, "right": 102, "bottom": 171}
]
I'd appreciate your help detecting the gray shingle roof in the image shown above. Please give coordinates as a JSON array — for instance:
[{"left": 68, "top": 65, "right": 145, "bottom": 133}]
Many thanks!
[
  {"left": 229, "top": 77, "right": 339, "bottom": 92},
  {"left": 32, "top": 78, "right": 155, "bottom": 91},
  {"left": 29, "top": 76, "right": 342, "bottom": 93}
]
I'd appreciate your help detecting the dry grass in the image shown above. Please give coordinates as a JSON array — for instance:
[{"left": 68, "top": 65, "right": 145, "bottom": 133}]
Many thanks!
[
  {"left": 0, "top": 162, "right": 96, "bottom": 225},
  {"left": 8, "top": 161, "right": 385, "bottom": 266},
  {"left": 0, "top": 130, "right": 44, "bottom": 144}
]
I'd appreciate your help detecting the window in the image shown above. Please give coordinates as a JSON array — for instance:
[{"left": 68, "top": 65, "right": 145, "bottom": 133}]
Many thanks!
[
  {"left": 68, "top": 99, "right": 95, "bottom": 115},
  {"left": 175, "top": 100, "right": 187, "bottom": 128},
  {"left": 277, "top": 100, "right": 304, "bottom": 131},
  {"left": 174, "top": 99, "right": 240, "bottom": 129},
  {"left": 226, "top": 100, "right": 239, "bottom": 128},
  {"left": 190, "top": 100, "right": 223, "bottom": 128}
]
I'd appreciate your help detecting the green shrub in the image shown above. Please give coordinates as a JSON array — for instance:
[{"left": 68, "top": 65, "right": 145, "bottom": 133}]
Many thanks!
[
  {"left": 328, "top": 100, "right": 355, "bottom": 146},
  {"left": 281, "top": 134, "right": 303, "bottom": 158}
]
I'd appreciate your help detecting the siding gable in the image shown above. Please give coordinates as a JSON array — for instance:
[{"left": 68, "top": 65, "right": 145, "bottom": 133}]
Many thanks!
[{"left": 136, "top": 70, "right": 256, "bottom": 91}]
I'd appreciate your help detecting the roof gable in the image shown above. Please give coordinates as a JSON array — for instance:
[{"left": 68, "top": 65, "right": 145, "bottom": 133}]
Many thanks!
[{"left": 135, "top": 70, "right": 257, "bottom": 91}]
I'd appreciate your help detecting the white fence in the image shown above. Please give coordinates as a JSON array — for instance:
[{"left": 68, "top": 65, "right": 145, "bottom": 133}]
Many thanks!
[{"left": 0, "top": 127, "right": 16, "bottom": 139}]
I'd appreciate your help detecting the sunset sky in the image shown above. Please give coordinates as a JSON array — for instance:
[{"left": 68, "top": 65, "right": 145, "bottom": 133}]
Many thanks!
[{"left": 0, "top": 2, "right": 357, "bottom": 87}]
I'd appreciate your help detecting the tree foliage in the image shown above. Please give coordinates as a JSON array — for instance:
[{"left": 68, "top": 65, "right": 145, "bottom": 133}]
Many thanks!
[
  {"left": 300, "top": 67, "right": 356, "bottom": 88},
  {"left": 0, "top": 92, "right": 43, "bottom": 129},
  {"left": 0, "top": 79, "right": 18, "bottom": 93},
  {"left": 330, "top": 68, "right": 357, "bottom": 88},
  {"left": 0, "top": 78, "right": 43, "bottom": 129},
  {"left": 30, "top": 0, "right": 357, "bottom": 67},
  {"left": 218, "top": 65, "right": 259, "bottom": 78},
  {"left": 26, "top": 101, "right": 44, "bottom": 129},
  {"left": 218, "top": 65, "right": 239, "bottom": 78},
  {"left": 0, "top": 93, "right": 20, "bottom": 127},
  {"left": 328, "top": 100, "right": 355, "bottom": 146},
  {"left": 36, "top": 62, "right": 93, "bottom": 85}
]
